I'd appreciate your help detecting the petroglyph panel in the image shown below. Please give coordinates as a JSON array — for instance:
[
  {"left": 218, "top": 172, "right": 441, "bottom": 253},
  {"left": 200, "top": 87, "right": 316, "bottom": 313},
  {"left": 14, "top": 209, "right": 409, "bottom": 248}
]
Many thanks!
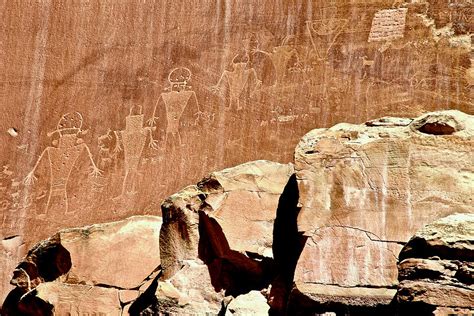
[
  {"left": 1, "top": 0, "right": 472, "bottom": 305},
  {"left": 368, "top": 8, "right": 408, "bottom": 42}
]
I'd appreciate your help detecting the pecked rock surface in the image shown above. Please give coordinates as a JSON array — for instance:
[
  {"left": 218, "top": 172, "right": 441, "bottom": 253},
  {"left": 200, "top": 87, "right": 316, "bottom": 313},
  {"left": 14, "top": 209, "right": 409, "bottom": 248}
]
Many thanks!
[
  {"left": 2, "top": 216, "right": 162, "bottom": 315},
  {"left": 397, "top": 213, "right": 474, "bottom": 314},
  {"left": 291, "top": 110, "right": 473, "bottom": 310}
]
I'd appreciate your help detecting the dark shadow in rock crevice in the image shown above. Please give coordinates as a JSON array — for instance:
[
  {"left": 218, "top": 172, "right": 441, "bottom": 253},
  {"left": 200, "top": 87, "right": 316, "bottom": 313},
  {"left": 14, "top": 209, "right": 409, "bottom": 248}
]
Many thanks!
[
  {"left": 198, "top": 210, "right": 276, "bottom": 297},
  {"left": 127, "top": 273, "right": 160, "bottom": 315},
  {"left": 270, "top": 173, "right": 307, "bottom": 315},
  {"left": 2, "top": 288, "right": 54, "bottom": 316},
  {"left": 2, "top": 234, "right": 72, "bottom": 314},
  {"left": 22, "top": 233, "right": 72, "bottom": 282}
]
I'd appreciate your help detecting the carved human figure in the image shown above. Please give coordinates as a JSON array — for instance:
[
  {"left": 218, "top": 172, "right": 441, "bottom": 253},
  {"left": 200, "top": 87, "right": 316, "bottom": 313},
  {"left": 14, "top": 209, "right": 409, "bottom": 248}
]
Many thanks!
[
  {"left": 114, "top": 105, "right": 158, "bottom": 196},
  {"left": 270, "top": 35, "right": 303, "bottom": 84},
  {"left": 24, "top": 112, "right": 101, "bottom": 215},
  {"left": 148, "top": 67, "right": 200, "bottom": 147},
  {"left": 212, "top": 54, "right": 262, "bottom": 110}
]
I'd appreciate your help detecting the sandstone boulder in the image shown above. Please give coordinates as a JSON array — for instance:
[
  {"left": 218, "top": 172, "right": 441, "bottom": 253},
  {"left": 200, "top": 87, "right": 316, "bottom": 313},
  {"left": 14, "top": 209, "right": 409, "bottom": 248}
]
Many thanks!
[
  {"left": 397, "top": 213, "right": 474, "bottom": 312},
  {"left": 225, "top": 290, "right": 270, "bottom": 315},
  {"left": 3, "top": 216, "right": 162, "bottom": 314},
  {"left": 155, "top": 259, "right": 227, "bottom": 315},
  {"left": 160, "top": 160, "right": 294, "bottom": 295},
  {"left": 292, "top": 110, "right": 473, "bottom": 308}
]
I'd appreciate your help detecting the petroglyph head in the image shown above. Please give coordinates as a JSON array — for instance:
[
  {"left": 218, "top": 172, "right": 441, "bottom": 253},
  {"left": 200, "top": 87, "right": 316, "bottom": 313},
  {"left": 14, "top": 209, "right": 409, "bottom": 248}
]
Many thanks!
[
  {"left": 48, "top": 112, "right": 87, "bottom": 138},
  {"left": 168, "top": 67, "right": 192, "bottom": 92}
]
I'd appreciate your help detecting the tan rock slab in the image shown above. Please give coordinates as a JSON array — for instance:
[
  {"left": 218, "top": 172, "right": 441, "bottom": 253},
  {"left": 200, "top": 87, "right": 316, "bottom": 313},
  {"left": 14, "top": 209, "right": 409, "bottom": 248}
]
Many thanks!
[
  {"left": 60, "top": 215, "right": 162, "bottom": 289},
  {"left": 295, "top": 111, "right": 474, "bottom": 289},
  {"left": 28, "top": 282, "right": 121, "bottom": 315}
]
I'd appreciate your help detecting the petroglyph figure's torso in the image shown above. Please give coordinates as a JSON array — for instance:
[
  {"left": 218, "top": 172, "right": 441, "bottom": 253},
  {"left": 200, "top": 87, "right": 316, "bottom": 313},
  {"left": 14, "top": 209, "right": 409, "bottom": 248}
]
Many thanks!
[
  {"left": 161, "top": 90, "right": 194, "bottom": 134},
  {"left": 120, "top": 114, "right": 147, "bottom": 171},
  {"left": 225, "top": 65, "right": 258, "bottom": 106}
]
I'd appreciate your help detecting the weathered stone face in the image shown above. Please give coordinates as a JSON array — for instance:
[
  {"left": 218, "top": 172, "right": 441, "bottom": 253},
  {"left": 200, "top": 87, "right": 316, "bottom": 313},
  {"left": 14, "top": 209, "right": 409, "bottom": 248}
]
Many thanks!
[
  {"left": 2, "top": 216, "right": 161, "bottom": 314},
  {"left": 1, "top": 0, "right": 472, "bottom": 307},
  {"left": 397, "top": 213, "right": 474, "bottom": 313},
  {"left": 159, "top": 160, "right": 294, "bottom": 293},
  {"left": 292, "top": 110, "right": 473, "bottom": 304}
]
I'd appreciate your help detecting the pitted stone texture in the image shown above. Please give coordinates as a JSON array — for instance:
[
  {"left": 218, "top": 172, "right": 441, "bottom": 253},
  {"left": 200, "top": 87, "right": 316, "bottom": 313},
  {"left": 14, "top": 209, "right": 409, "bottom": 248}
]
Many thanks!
[
  {"left": 200, "top": 160, "right": 294, "bottom": 258},
  {"left": 295, "top": 110, "right": 473, "bottom": 290},
  {"left": 294, "top": 226, "right": 401, "bottom": 288},
  {"left": 26, "top": 282, "right": 121, "bottom": 315},
  {"left": 4, "top": 216, "right": 161, "bottom": 314},
  {"left": 225, "top": 290, "right": 270, "bottom": 315}
]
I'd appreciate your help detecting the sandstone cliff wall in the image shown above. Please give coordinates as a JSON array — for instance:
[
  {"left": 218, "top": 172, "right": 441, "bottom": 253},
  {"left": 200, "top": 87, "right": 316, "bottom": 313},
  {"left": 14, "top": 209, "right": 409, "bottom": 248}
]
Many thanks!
[{"left": 1, "top": 0, "right": 472, "bottom": 304}]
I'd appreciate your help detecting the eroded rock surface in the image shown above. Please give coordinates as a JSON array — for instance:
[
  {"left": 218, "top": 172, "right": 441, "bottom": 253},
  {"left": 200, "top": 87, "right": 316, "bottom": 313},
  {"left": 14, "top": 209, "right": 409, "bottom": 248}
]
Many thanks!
[
  {"left": 157, "top": 160, "right": 297, "bottom": 314},
  {"left": 2, "top": 216, "right": 162, "bottom": 314},
  {"left": 292, "top": 110, "right": 473, "bottom": 309},
  {"left": 397, "top": 213, "right": 474, "bottom": 313},
  {"left": 1, "top": 0, "right": 472, "bottom": 305}
]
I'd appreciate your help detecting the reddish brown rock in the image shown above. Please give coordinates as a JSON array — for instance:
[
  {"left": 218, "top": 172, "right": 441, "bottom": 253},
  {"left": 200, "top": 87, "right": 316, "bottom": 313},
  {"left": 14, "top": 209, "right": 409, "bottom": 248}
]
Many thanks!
[
  {"left": 160, "top": 160, "right": 293, "bottom": 283},
  {"left": 20, "top": 282, "right": 122, "bottom": 316},
  {"left": 155, "top": 259, "right": 227, "bottom": 315},
  {"left": 1, "top": 0, "right": 472, "bottom": 306},
  {"left": 0, "top": 236, "right": 26, "bottom": 304},
  {"left": 292, "top": 110, "right": 473, "bottom": 309},
  {"left": 159, "top": 160, "right": 295, "bottom": 313}
]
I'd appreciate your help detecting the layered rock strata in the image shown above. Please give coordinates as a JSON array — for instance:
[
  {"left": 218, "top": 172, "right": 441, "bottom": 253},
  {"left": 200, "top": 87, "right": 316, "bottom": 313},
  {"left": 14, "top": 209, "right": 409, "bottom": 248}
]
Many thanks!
[{"left": 397, "top": 213, "right": 474, "bottom": 315}]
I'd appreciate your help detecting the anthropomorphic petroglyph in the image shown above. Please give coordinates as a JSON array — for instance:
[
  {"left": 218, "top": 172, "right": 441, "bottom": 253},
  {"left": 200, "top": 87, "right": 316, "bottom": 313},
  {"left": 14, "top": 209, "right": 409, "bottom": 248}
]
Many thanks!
[
  {"left": 212, "top": 54, "right": 262, "bottom": 110},
  {"left": 24, "top": 112, "right": 101, "bottom": 215},
  {"left": 113, "top": 105, "right": 159, "bottom": 197},
  {"left": 97, "top": 129, "right": 121, "bottom": 172},
  {"left": 270, "top": 35, "right": 304, "bottom": 84},
  {"left": 148, "top": 67, "right": 200, "bottom": 147},
  {"left": 244, "top": 32, "right": 276, "bottom": 86}
]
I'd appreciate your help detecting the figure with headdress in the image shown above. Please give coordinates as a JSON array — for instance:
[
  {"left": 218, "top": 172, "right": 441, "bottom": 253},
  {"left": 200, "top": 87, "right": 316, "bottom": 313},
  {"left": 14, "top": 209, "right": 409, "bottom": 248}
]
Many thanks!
[
  {"left": 147, "top": 67, "right": 201, "bottom": 148},
  {"left": 211, "top": 53, "right": 262, "bottom": 110},
  {"left": 24, "top": 112, "right": 101, "bottom": 215},
  {"left": 114, "top": 104, "right": 159, "bottom": 197},
  {"left": 270, "top": 35, "right": 304, "bottom": 84}
]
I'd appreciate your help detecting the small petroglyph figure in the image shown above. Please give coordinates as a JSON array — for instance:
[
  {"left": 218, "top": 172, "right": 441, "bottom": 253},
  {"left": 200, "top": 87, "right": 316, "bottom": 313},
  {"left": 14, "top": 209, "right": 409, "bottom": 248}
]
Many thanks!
[
  {"left": 115, "top": 105, "right": 158, "bottom": 196},
  {"left": 306, "top": 18, "right": 348, "bottom": 61},
  {"left": 148, "top": 67, "right": 200, "bottom": 147},
  {"left": 97, "top": 128, "right": 121, "bottom": 172},
  {"left": 24, "top": 112, "right": 101, "bottom": 215},
  {"left": 270, "top": 35, "right": 303, "bottom": 84},
  {"left": 360, "top": 55, "right": 375, "bottom": 80},
  {"left": 211, "top": 54, "right": 261, "bottom": 110}
]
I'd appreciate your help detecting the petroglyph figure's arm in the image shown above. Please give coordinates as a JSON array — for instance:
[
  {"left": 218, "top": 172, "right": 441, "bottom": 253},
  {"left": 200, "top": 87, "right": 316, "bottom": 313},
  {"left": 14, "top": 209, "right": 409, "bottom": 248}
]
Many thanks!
[
  {"left": 24, "top": 148, "right": 49, "bottom": 185},
  {"left": 210, "top": 71, "right": 228, "bottom": 94},
  {"left": 190, "top": 92, "right": 204, "bottom": 125},
  {"left": 84, "top": 144, "right": 102, "bottom": 177},
  {"left": 146, "top": 128, "right": 160, "bottom": 150},
  {"left": 249, "top": 69, "right": 262, "bottom": 95},
  {"left": 113, "top": 130, "right": 123, "bottom": 153},
  {"left": 147, "top": 96, "right": 162, "bottom": 127}
]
